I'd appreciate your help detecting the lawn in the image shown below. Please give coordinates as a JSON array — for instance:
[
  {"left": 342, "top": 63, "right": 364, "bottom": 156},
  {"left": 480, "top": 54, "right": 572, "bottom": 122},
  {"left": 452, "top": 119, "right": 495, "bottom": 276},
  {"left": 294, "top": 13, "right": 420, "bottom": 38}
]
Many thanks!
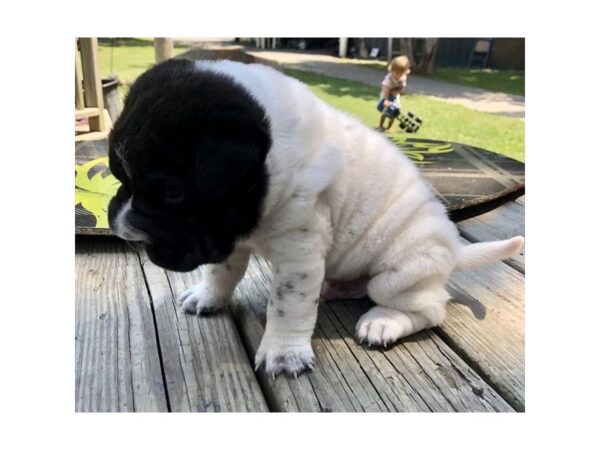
[
  {"left": 340, "top": 59, "right": 524, "bottom": 97},
  {"left": 98, "top": 38, "right": 191, "bottom": 98},
  {"left": 431, "top": 67, "right": 525, "bottom": 97},
  {"left": 94, "top": 42, "right": 524, "bottom": 162},
  {"left": 284, "top": 69, "right": 524, "bottom": 162}
]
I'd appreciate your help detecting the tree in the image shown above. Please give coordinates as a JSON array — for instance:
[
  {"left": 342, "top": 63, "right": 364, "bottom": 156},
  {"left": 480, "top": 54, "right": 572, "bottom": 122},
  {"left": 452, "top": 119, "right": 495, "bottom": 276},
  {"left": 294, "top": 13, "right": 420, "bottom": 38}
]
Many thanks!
[
  {"left": 399, "top": 38, "right": 415, "bottom": 65},
  {"left": 397, "top": 38, "right": 439, "bottom": 75},
  {"left": 415, "top": 38, "right": 439, "bottom": 75}
]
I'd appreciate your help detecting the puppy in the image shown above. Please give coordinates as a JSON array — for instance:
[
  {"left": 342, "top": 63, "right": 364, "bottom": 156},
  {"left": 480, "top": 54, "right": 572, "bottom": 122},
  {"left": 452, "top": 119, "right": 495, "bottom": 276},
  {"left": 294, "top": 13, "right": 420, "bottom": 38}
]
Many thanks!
[{"left": 108, "top": 59, "right": 524, "bottom": 377}]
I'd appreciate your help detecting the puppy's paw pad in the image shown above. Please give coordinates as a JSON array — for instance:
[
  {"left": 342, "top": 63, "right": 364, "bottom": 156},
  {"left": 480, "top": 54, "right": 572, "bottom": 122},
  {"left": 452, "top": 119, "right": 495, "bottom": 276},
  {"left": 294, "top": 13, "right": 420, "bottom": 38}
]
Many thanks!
[
  {"left": 176, "top": 285, "right": 226, "bottom": 316},
  {"left": 356, "top": 308, "right": 405, "bottom": 347},
  {"left": 255, "top": 340, "right": 315, "bottom": 378}
]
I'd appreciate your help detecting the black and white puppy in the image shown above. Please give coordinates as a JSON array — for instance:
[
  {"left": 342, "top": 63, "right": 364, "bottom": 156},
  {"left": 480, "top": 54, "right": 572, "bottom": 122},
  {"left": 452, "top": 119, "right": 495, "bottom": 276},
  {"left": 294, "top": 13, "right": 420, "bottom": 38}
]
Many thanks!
[{"left": 108, "top": 59, "right": 523, "bottom": 377}]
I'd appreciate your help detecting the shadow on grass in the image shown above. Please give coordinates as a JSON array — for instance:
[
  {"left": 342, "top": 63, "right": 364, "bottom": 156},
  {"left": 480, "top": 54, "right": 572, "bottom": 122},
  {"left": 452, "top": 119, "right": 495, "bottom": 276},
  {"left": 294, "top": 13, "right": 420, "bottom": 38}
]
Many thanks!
[
  {"left": 284, "top": 68, "right": 378, "bottom": 102},
  {"left": 432, "top": 67, "right": 525, "bottom": 97},
  {"left": 285, "top": 65, "right": 524, "bottom": 111}
]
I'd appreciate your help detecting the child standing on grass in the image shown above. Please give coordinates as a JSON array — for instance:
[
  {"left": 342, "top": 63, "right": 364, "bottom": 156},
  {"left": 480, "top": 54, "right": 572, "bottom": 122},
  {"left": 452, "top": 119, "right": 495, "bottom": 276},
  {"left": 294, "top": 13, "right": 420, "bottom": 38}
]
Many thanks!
[{"left": 377, "top": 55, "right": 411, "bottom": 131}]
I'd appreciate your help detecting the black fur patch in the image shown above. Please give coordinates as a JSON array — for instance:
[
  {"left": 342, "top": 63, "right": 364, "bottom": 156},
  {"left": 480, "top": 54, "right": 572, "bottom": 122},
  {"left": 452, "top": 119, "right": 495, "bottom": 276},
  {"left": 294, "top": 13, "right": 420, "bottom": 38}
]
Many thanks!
[{"left": 107, "top": 59, "right": 271, "bottom": 272}]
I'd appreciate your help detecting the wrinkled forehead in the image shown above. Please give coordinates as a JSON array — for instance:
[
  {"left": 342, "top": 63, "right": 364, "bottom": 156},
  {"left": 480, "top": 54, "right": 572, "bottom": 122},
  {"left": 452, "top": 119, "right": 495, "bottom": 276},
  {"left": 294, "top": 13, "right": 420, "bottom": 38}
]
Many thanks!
[
  {"left": 115, "top": 140, "right": 131, "bottom": 171},
  {"left": 111, "top": 139, "right": 133, "bottom": 179},
  {"left": 109, "top": 136, "right": 195, "bottom": 190}
]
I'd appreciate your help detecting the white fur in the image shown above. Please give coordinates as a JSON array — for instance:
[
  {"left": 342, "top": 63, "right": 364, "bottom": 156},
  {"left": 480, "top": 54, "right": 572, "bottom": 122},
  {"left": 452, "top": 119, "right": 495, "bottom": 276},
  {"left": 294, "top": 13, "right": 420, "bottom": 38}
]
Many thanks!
[
  {"left": 178, "top": 247, "right": 250, "bottom": 314},
  {"left": 112, "top": 198, "right": 148, "bottom": 242},
  {"left": 152, "top": 61, "right": 523, "bottom": 376}
]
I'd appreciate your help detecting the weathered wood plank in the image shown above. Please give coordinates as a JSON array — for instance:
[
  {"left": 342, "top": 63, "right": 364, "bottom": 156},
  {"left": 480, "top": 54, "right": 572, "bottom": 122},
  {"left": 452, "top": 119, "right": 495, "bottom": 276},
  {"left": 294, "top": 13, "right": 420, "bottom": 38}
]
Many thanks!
[
  {"left": 78, "top": 38, "right": 106, "bottom": 132},
  {"left": 74, "top": 130, "right": 109, "bottom": 142},
  {"left": 75, "top": 48, "right": 85, "bottom": 110},
  {"left": 457, "top": 197, "right": 525, "bottom": 273},
  {"left": 439, "top": 240, "right": 525, "bottom": 411},
  {"left": 515, "top": 195, "right": 525, "bottom": 206},
  {"left": 75, "top": 107, "right": 102, "bottom": 119},
  {"left": 231, "top": 255, "right": 514, "bottom": 412},
  {"left": 75, "top": 239, "right": 168, "bottom": 412},
  {"left": 326, "top": 300, "right": 512, "bottom": 412},
  {"left": 139, "top": 252, "right": 269, "bottom": 412}
]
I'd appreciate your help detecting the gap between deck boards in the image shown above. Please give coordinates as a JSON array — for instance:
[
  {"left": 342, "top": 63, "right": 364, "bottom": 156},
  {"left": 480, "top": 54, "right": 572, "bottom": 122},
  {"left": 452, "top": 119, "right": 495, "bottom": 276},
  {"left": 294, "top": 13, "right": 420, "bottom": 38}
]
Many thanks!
[{"left": 135, "top": 251, "right": 173, "bottom": 412}]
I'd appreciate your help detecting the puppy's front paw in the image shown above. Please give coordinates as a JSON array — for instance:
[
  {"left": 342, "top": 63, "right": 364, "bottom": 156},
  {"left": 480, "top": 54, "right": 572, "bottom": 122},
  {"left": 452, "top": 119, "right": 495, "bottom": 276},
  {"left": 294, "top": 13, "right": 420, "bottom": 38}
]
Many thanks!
[
  {"left": 176, "top": 283, "right": 228, "bottom": 315},
  {"left": 255, "top": 336, "right": 315, "bottom": 378}
]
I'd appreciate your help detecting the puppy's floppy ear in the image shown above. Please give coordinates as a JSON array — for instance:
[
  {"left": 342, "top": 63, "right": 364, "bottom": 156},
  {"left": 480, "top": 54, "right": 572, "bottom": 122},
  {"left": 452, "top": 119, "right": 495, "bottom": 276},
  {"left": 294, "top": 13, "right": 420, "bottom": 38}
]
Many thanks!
[{"left": 195, "top": 135, "right": 268, "bottom": 197}]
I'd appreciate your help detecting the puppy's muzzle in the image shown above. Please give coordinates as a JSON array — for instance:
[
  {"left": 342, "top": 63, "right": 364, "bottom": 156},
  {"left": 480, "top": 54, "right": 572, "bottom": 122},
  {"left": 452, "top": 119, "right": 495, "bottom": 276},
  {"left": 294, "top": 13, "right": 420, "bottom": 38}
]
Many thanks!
[{"left": 109, "top": 198, "right": 149, "bottom": 242}]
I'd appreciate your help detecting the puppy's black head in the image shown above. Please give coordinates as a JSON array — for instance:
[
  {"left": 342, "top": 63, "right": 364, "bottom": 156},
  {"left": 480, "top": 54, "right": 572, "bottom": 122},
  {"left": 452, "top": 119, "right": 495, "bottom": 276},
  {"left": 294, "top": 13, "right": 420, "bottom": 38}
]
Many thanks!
[{"left": 108, "top": 59, "right": 271, "bottom": 271}]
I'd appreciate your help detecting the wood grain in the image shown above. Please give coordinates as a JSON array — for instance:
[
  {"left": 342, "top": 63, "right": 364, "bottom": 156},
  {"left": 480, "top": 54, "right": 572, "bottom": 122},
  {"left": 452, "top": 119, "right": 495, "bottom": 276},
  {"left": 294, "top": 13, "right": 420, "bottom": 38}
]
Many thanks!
[
  {"left": 139, "top": 252, "right": 269, "bottom": 412},
  {"left": 439, "top": 238, "right": 525, "bottom": 411},
  {"left": 457, "top": 196, "right": 525, "bottom": 273},
  {"left": 75, "top": 240, "right": 167, "bottom": 412},
  {"left": 231, "top": 255, "right": 514, "bottom": 412},
  {"left": 75, "top": 194, "right": 525, "bottom": 412}
]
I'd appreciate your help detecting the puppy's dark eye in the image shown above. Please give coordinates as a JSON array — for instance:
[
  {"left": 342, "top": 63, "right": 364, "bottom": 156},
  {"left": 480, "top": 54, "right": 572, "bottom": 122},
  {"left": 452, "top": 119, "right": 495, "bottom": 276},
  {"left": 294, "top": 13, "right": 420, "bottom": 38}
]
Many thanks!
[
  {"left": 141, "top": 173, "right": 188, "bottom": 206},
  {"left": 163, "top": 190, "right": 187, "bottom": 205}
]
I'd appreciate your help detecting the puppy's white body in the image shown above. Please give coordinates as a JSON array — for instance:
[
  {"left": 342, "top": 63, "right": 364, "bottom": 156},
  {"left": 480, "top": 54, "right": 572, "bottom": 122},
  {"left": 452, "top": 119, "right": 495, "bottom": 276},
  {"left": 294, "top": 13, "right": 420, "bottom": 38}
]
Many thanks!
[
  {"left": 199, "top": 61, "right": 454, "bottom": 278},
  {"left": 129, "top": 61, "right": 523, "bottom": 376}
]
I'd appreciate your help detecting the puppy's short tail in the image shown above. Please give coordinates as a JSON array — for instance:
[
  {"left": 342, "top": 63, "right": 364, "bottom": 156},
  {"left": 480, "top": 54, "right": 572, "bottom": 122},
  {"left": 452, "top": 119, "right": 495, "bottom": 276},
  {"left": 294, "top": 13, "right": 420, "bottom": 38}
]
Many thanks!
[{"left": 455, "top": 236, "right": 524, "bottom": 272}]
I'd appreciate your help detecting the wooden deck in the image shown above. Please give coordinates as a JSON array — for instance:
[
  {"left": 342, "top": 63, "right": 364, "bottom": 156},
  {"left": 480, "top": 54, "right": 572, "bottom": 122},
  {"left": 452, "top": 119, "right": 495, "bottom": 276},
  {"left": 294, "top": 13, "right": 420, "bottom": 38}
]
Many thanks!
[{"left": 75, "top": 196, "right": 525, "bottom": 412}]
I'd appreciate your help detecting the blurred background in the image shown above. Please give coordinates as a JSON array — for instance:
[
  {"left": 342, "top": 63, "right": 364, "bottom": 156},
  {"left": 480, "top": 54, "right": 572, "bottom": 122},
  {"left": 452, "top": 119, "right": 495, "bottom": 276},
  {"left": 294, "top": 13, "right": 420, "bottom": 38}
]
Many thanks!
[{"left": 76, "top": 37, "right": 524, "bottom": 161}]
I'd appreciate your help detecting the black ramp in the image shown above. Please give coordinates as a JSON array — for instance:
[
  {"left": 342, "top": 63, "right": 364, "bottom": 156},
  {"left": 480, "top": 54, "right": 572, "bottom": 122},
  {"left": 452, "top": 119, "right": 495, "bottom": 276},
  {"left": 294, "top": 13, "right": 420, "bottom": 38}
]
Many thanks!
[
  {"left": 75, "top": 138, "right": 525, "bottom": 235},
  {"left": 390, "top": 137, "right": 524, "bottom": 215}
]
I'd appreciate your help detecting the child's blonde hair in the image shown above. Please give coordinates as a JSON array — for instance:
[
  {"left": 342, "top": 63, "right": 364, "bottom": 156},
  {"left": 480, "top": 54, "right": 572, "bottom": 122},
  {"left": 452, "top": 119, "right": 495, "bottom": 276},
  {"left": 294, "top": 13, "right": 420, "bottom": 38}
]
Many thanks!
[{"left": 388, "top": 55, "right": 411, "bottom": 74}]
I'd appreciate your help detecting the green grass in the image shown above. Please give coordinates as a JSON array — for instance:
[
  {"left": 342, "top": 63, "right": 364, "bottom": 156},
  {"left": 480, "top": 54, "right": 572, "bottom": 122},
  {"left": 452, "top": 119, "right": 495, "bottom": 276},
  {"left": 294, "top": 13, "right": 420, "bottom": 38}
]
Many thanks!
[
  {"left": 98, "top": 38, "right": 192, "bottom": 98},
  {"left": 429, "top": 67, "right": 524, "bottom": 97},
  {"left": 284, "top": 69, "right": 524, "bottom": 162},
  {"left": 340, "top": 59, "right": 524, "bottom": 97},
  {"left": 92, "top": 42, "right": 524, "bottom": 162},
  {"left": 338, "top": 58, "right": 388, "bottom": 71}
]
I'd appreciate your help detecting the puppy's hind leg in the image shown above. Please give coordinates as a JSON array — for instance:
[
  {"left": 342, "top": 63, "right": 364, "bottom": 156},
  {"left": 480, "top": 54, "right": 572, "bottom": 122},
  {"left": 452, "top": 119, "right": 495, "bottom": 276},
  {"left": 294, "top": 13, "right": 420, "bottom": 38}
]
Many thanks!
[
  {"left": 355, "top": 283, "right": 449, "bottom": 347},
  {"left": 356, "top": 252, "right": 452, "bottom": 347},
  {"left": 178, "top": 246, "right": 250, "bottom": 315}
]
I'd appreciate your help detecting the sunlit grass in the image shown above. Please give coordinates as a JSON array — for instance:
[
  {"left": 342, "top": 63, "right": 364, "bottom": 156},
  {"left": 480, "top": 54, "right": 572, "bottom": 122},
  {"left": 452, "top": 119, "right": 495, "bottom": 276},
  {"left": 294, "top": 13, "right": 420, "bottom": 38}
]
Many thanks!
[
  {"left": 342, "top": 59, "right": 525, "bottom": 97},
  {"left": 285, "top": 69, "right": 524, "bottom": 162},
  {"left": 98, "top": 38, "right": 192, "bottom": 98}
]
